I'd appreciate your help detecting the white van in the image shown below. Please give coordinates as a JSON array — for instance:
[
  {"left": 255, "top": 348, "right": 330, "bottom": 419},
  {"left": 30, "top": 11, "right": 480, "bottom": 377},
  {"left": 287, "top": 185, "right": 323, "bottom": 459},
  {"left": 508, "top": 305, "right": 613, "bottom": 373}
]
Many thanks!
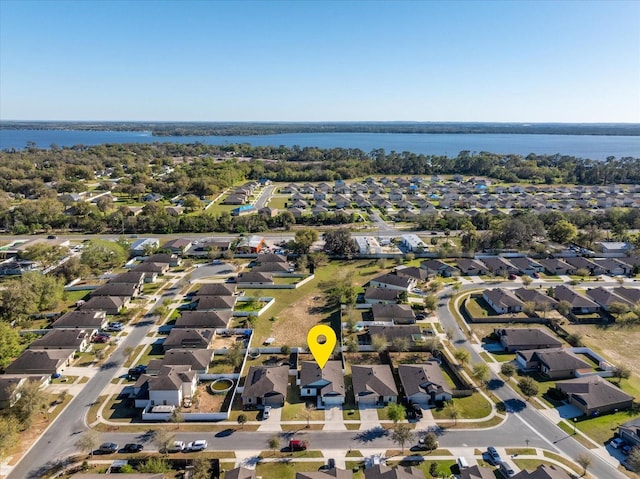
[{"left": 457, "top": 457, "right": 469, "bottom": 470}]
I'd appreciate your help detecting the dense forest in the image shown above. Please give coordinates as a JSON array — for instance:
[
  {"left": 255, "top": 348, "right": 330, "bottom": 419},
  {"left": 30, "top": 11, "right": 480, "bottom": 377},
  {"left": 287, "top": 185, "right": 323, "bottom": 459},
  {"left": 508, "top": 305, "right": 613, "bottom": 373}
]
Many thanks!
[
  {"left": 0, "top": 142, "right": 639, "bottom": 235},
  {"left": 2, "top": 121, "right": 640, "bottom": 137}
]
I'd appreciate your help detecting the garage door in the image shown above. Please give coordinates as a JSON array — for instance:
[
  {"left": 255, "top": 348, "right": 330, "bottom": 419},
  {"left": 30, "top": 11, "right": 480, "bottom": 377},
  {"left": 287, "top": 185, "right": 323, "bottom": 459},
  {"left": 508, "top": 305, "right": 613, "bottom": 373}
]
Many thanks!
[{"left": 357, "top": 395, "right": 378, "bottom": 405}]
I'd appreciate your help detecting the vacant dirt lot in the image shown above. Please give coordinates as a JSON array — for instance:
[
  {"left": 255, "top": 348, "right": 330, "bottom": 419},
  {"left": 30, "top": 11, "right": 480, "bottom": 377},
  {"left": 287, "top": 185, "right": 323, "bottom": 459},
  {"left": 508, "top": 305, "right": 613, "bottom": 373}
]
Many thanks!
[
  {"left": 270, "top": 293, "right": 330, "bottom": 348},
  {"left": 563, "top": 322, "right": 640, "bottom": 383}
]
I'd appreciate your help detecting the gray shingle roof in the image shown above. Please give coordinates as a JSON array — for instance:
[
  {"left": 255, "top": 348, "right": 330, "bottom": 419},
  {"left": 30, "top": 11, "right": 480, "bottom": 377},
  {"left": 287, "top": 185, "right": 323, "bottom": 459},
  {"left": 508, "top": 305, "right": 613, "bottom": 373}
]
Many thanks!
[{"left": 352, "top": 365, "right": 398, "bottom": 398}]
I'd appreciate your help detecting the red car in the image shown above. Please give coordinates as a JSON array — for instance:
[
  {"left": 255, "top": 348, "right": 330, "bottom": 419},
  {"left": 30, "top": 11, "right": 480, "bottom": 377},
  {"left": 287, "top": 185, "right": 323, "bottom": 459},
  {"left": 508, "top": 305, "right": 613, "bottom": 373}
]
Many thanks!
[{"left": 93, "top": 335, "right": 110, "bottom": 343}]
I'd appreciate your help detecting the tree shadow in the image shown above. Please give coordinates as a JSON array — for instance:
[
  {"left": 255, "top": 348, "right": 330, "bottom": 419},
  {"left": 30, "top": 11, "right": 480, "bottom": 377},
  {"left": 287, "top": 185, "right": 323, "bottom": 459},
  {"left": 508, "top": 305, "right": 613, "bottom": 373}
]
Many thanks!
[
  {"left": 353, "top": 426, "right": 389, "bottom": 443},
  {"left": 487, "top": 378, "right": 505, "bottom": 390}
]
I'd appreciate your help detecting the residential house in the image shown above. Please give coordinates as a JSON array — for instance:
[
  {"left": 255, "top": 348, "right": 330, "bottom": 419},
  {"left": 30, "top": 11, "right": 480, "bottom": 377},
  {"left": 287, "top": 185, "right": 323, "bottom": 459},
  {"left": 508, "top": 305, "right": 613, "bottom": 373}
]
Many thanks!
[
  {"left": 236, "top": 272, "right": 274, "bottom": 286},
  {"left": 593, "top": 258, "right": 631, "bottom": 276},
  {"left": 134, "top": 261, "right": 171, "bottom": 276},
  {"left": 495, "top": 328, "right": 562, "bottom": 352},
  {"left": 516, "top": 349, "right": 591, "bottom": 379},
  {"left": 351, "top": 364, "right": 398, "bottom": 405},
  {"left": 564, "top": 257, "right": 605, "bottom": 276},
  {"left": 50, "top": 310, "right": 108, "bottom": 330},
  {"left": 130, "top": 238, "right": 160, "bottom": 256},
  {"left": 196, "top": 283, "right": 237, "bottom": 296},
  {"left": 510, "top": 464, "right": 574, "bottom": 479},
  {"left": 162, "top": 329, "right": 215, "bottom": 352},
  {"left": 400, "top": 234, "right": 427, "bottom": 252},
  {"left": 147, "top": 349, "right": 214, "bottom": 375},
  {"left": 299, "top": 360, "right": 345, "bottom": 407},
  {"left": 456, "top": 259, "right": 489, "bottom": 276},
  {"left": 235, "top": 235, "right": 265, "bottom": 254},
  {"left": 371, "top": 304, "right": 416, "bottom": 325},
  {"left": 241, "top": 365, "right": 289, "bottom": 407},
  {"left": 420, "top": 260, "right": 460, "bottom": 278},
  {"left": 145, "top": 253, "right": 181, "bottom": 267},
  {"left": 398, "top": 363, "right": 453, "bottom": 405},
  {"left": 553, "top": 285, "right": 600, "bottom": 314},
  {"left": 5, "top": 349, "right": 75, "bottom": 375},
  {"left": 142, "top": 192, "right": 163, "bottom": 202},
  {"left": 195, "top": 295, "right": 238, "bottom": 311},
  {"left": 480, "top": 257, "right": 518, "bottom": 276},
  {"left": 174, "top": 311, "right": 233, "bottom": 329},
  {"left": 509, "top": 257, "right": 545, "bottom": 276},
  {"left": 613, "top": 287, "right": 640, "bottom": 305},
  {"left": 618, "top": 418, "right": 640, "bottom": 448},
  {"left": 29, "top": 329, "right": 91, "bottom": 353},
  {"left": 460, "top": 466, "right": 495, "bottom": 479},
  {"left": 161, "top": 238, "right": 193, "bottom": 254},
  {"left": 136, "top": 365, "right": 198, "bottom": 408},
  {"left": 363, "top": 465, "right": 425, "bottom": 479},
  {"left": 596, "top": 241, "right": 631, "bottom": 255},
  {"left": 251, "top": 262, "right": 291, "bottom": 274},
  {"left": 258, "top": 206, "right": 278, "bottom": 217},
  {"left": 109, "top": 271, "right": 150, "bottom": 286},
  {"left": 483, "top": 289, "right": 525, "bottom": 314},
  {"left": 0, "top": 377, "right": 26, "bottom": 409},
  {"left": 225, "top": 467, "right": 257, "bottom": 479},
  {"left": 556, "top": 376, "right": 634, "bottom": 416},
  {"left": 585, "top": 287, "right": 634, "bottom": 312},
  {"left": 91, "top": 282, "right": 142, "bottom": 299},
  {"left": 296, "top": 469, "right": 353, "bottom": 479},
  {"left": 363, "top": 288, "right": 401, "bottom": 305},
  {"left": 79, "top": 296, "right": 127, "bottom": 315},
  {"left": 395, "top": 266, "right": 429, "bottom": 283},
  {"left": 369, "top": 273, "right": 416, "bottom": 292},
  {"left": 539, "top": 259, "right": 575, "bottom": 276},
  {"left": 513, "top": 288, "right": 557, "bottom": 311}
]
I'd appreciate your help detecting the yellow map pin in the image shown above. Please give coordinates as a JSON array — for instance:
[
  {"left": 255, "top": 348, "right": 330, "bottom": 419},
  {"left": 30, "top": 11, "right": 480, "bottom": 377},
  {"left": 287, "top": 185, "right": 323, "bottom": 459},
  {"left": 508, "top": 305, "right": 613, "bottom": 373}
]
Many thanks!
[{"left": 307, "top": 324, "right": 336, "bottom": 369}]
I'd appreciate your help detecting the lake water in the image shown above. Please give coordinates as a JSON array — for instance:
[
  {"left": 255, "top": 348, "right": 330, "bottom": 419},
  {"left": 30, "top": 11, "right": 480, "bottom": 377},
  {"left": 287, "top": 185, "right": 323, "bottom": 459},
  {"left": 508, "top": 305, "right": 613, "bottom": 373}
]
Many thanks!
[{"left": 1, "top": 129, "right": 639, "bottom": 160}]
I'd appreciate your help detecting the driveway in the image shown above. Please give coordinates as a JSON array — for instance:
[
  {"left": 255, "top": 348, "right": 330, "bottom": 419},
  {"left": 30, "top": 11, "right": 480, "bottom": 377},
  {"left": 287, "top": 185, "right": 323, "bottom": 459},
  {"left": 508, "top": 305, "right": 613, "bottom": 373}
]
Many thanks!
[
  {"left": 324, "top": 406, "right": 346, "bottom": 431},
  {"left": 358, "top": 405, "right": 382, "bottom": 430},
  {"left": 257, "top": 406, "right": 282, "bottom": 432}
]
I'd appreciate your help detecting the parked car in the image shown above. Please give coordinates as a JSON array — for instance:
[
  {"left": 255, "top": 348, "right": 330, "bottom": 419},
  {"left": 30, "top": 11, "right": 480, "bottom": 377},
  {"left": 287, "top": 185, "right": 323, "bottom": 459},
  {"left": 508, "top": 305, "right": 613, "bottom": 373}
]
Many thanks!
[
  {"left": 106, "top": 322, "right": 124, "bottom": 332},
  {"left": 611, "top": 437, "right": 626, "bottom": 449},
  {"left": 532, "top": 272, "right": 540, "bottom": 278},
  {"left": 98, "top": 442, "right": 119, "bottom": 454},
  {"left": 622, "top": 444, "right": 633, "bottom": 455},
  {"left": 121, "top": 443, "right": 144, "bottom": 453},
  {"left": 93, "top": 334, "right": 110, "bottom": 343},
  {"left": 410, "top": 404, "right": 423, "bottom": 419},
  {"left": 168, "top": 441, "right": 185, "bottom": 453},
  {"left": 262, "top": 405, "right": 271, "bottom": 420},
  {"left": 289, "top": 440, "right": 308, "bottom": 451},
  {"left": 187, "top": 440, "right": 208, "bottom": 452},
  {"left": 500, "top": 461, "right": 516, "bottom": 477},
  {"left": 415, "top": 314, "right": 426, "bottom": 321},
  {"left": 508, "top": 273, "right": 517, "bottom": 280},
  {"left": 487, "top": 446, "right": 502, "bottom": 464}
]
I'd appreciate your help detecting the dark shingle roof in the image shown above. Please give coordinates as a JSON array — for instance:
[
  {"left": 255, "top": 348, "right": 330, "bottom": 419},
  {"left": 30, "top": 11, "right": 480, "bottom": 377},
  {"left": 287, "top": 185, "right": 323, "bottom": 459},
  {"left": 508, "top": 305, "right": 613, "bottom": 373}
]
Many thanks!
[
  {"left": 352, "top": 365, "right": 398, "bottom": 398},
  {"left": 299, "top": 361, "right": 345, "bottom": 397},
  {"left": 241, "top": 366, "right": 288, "bottom": 400}
]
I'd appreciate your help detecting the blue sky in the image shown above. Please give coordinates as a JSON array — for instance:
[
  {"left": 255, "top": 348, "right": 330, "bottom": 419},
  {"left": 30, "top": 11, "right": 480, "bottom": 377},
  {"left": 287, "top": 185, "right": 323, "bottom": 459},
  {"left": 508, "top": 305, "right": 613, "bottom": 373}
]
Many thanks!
[{"left": 1, "top": 0, "right": 638, "bottom": 122}]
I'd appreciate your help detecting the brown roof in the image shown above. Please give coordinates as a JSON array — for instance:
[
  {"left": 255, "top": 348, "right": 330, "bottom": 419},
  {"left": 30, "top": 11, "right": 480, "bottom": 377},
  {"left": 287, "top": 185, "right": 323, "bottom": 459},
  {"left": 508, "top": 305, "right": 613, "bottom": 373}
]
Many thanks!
[
  {"left": 109, "top": 271, "right": 146, "bottom": 284},
  {"left": 513, "top": 464, "right": 572, "bottom": 479},
  {"left": 5, "top": 349, "right": 74, "bottom": 375},
  {"left": 224, "top": 467, "right": 257, "bottom": 479},
  {"left": 161, "top": 349, "right": 214, "bottom": 371},
  {"left": 398, "top": 363, "right": 452, "bottom": 398},
  {"left": 79, "top": 296, "right": 126, "bottom": 312},
  {"left": 195, "top": 296, "right": 237, "bottom": 310},
  {"left": 364, "top": 288, "right": 400, "bottom": 302},
  {"left": 352, "top": 365, "right": 398, "bottom": 398},
  {"left": 556, "top": 376, "right": 633, "bottom": 411},
  {"left": 241, "top": 366, "right": 289, "bottom": 401},
  {"left": 299, "top": 361, "right": 345, "bottom": 397},
  {"left": 460, "top": 466, "right": 496, "bottom": 479},
  {"left": 51, "top": 310, "right": 106, "bottom": 329},
  {"left": 29, "top": 329, "right": 90, "bottom": 350},
  {"left": 148, "top": 365, "right": 197, "bottom": 391},
  {"left": 364, "top": 465, "right": 425, "bottom": 479},
  {"left": 553, "top": 285, "right": 599, "bottom": 309},
  {"left": 496, "top": 328, "right": 562, "bottom": 349},
  {"left": 297, "top": 469, "right": 354, "bottom": 479},
  {"left": 371, "top": 304, "right": 415, "bottom": 321},
  {"left": 162, "top": 329, "right": 215, "bottom": 350},
  {"left": 91, "top": 283, "right": 138, "bottom": 297},
  {"left": 175, "top": 311, "right": 233, "bottom": 329},
  {"left": 195, "top": 283, "right": 237, "bottom": 296}
]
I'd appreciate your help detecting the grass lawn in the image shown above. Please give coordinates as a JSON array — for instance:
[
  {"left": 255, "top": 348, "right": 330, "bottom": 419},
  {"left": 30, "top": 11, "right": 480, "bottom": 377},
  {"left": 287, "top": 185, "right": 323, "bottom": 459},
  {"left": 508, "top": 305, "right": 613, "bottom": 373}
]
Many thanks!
[
  {"left": 432, "top": 393, "right": 493, "bottom": 420},
  {"left": 63, "top": 289, "right": 89, "bottom": 306},
  {"left": 136, "top": 342, "right": 165, "bottom": 367},
  {"left": 281, "top": 380, "right": 324, "bottom": 422},
  {"left": 267, "top": 196, "right": 288, "bottom": 210},
  {"left": 254, "top": 462, "right": 326, "bottom": 479},
  {"left": 573, "top": 409, "right": 640, "bottom": 445},
  {"left": 273, "top": 277, "right": 301, "bottom": 285},
  {"left": 388, "top": 459, "right": 458, "bottom": 477},
  {"left": 489, "top": 351, "right": 516, "bottom": 362}
]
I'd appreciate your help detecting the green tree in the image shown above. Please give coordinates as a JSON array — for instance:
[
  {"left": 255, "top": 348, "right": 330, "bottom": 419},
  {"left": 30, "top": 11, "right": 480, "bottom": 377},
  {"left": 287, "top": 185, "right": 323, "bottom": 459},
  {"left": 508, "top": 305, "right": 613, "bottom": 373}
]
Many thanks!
[
  {"left": 518, "top": 377, "right": 539, "bottom": 401},
  {"left": 575, "top": 453, "right": 592, "bottom": 476},
  {"left": 371, "top": 334, "right": 387, "bottom": 353},
  {"left": 191, "top": 457, "right": 211, "bottom": 479},
  {"left": 74, "top": 429, "right": 100, "bottom": 457},
  {"left": 521, "top": 275, "right": 533, "bottom": 287},
  {"left": 575, "top": 268, "right": 590, "bottom": 280},
  {"left": 0, "top": 322, "right": 23, "bottom": 369},
  {"left": 443, "top": 402, "right": 460, "bottom": 425},
  {"left": 453, "top": 348, "right": 470, "bottom": 367},
  {"left": 387, "top": 402, "right": 407, "bottom": 424},
  {"left": 139, "top": 457, "right": 172, "bottom": 473},
  {"left": 80, "top": 238, "right": 127, "bottom": 273},
  {"left": 423, "top": 294, "right": 438, "bottom": 313},
  {"left": 421, "top": 432, "right": 439, "bottom": 451},
  {"left": 237, "top": 413, "right": 247, "bottom": 430},
  {"left": 627, "top": 447, "right": 640, "bottom": 474},
  {"left": 323, "top": 228, "right": 356, "bottom": 256},
  {"left": 556, "top": 300, "right": 572, "bottom": 317},
  {"left": 154, "top": 429, "right": 176, "bottom": 456},
  {"left": 12, "top": 379, "right": 48, "bottom": 428},
  {"left": 472, "top": 363, "right": 490, "bottom": 388},
  {"left": 391, "top": 336, "right": 410, "bottom": 352},
  {"left": 522, "top": 301, "right": 536, "bottom": 316},
  {"left": 292, "top": 228, "right": 319, "bottom": 254},
  {"left": 308, "top": 252, "right": 329, "bottom": 269},
  {"left": 548, "top": 220, "right": 578, "bottom": 244},
  {"left": 391, "top": 424, "right": 414, "bottom": 453},
  {"left": 613, "top": 366, "right": 631, "bottom": 385},
  {"left": 226, "top": 342, "right": 245, "bottom": 369},
  {"left": 268, "top": 435, "right": 280, "bottom": 455},
  {"left": 429, "top": 462, "right": 438, "bottom": 478},
  {"left": 501, "top": 362, "right": 516, "bottom": 379},
  {"left": 0, "top": 417, "right": 20, "bottom": 460}
]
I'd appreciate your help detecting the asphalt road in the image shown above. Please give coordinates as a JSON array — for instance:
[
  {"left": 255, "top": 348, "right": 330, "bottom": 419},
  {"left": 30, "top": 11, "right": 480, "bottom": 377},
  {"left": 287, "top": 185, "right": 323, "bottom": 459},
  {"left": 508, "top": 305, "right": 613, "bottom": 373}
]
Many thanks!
[{"left": 436, "top": 280, "right": 627, "bottom": 479}]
